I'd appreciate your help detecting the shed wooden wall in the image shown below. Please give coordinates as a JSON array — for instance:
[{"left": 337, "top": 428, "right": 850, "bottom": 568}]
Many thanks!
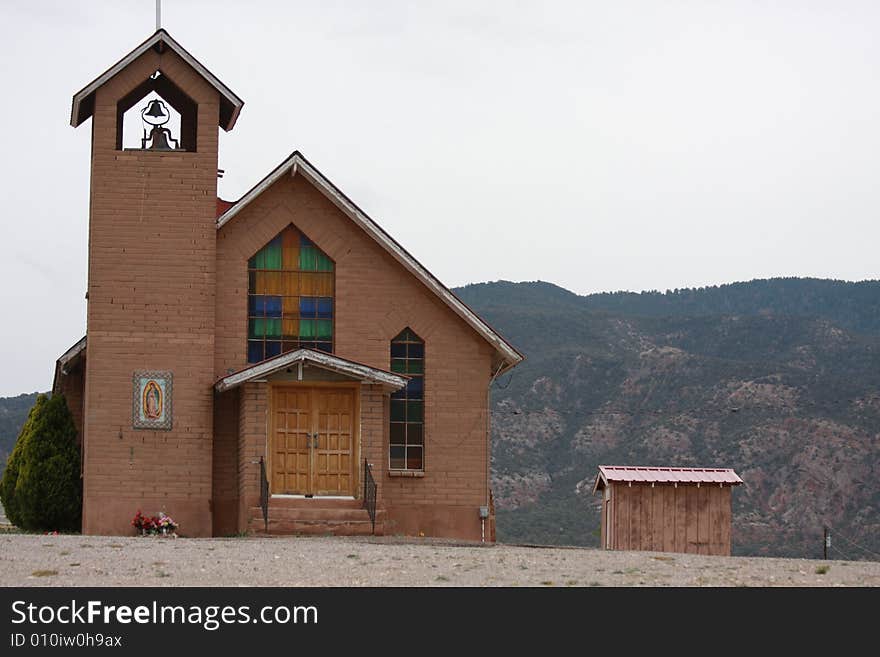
[{"left": 603, "top": 482, "right": 732, "bottom": 556}]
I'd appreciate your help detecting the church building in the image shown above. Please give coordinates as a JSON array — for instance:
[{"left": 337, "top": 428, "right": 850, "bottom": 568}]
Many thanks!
[{"left": 53, "top": 30, "right": 522, "bottom": 540}]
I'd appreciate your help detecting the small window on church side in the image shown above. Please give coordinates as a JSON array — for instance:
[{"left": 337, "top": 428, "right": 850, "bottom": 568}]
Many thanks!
[
  {"left": 247, "top": 226, "right": 334, "bottom": 363},
  {"left": 390, "top": 329, "right": 424, "bottom": 471}
]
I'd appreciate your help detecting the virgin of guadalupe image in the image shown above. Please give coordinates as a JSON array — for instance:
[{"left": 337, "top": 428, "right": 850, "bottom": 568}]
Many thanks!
[{"left": 142, "top": 380, "right": 163, "bottom": 420}]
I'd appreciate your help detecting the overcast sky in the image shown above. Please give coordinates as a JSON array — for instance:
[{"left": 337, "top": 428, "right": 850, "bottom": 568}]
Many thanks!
[{"left": 2, "top": 1, "right": 879, "bottom": 395}]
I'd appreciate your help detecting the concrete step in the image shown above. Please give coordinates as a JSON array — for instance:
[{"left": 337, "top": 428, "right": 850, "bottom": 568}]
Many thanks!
[
  {"left": 265, "top": 497, "right": 364, "bottom": 510},
  {"left": 247, "top": 504, "right": 385, "bottom": 536},
  {"left": 250, "top": 518, "right": 385, "bottom": 536},
  {"left": 249, "top": 506, "right": 385, "bottom": 522}
]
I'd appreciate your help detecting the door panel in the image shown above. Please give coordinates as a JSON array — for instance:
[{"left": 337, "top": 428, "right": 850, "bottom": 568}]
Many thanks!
[
  {"left": 314, "top": 389, "right": 355, "bottom": 496},
  {"left": 271, "top": 386, "right": 355, "bottom": 496},
  {"left": 272, "top": 388, "right": 312, "bottom": 495}
]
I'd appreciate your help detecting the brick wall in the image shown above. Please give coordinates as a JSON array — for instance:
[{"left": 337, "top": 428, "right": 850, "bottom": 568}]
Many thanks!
[
  {"left": 215, "top": 173, "right": 496, "bottom": 540},
  {"left": 212, "top": 389, "right": 239, "bottom": 536},
  {"left": 236, "top": 382, "right": 268, "bottom": 532},
  {"left": 57, "top": 361, "right": 85, "bottom": 447},
  {"left": 80, "top": 47, "right": 220, "bottom": 537}
]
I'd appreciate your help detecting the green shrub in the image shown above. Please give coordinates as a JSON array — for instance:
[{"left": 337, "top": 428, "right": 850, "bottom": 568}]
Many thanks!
[
  {"left": 0, "top": 394, "right": 81, "bottom": 531},
  {"left": 0, "top": 395, "right": 44, "bottom": 525}
]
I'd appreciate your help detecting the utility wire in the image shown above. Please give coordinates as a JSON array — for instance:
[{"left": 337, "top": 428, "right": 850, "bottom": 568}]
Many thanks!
[
  {"left": 828, "top": 542, "right": 852, "bottom": 561},
  {"left": 827, "top": 525, "right": 880, "bottom": 560},
  {"left": 493, "top": 370, "right": 515, "bottom": 390}
]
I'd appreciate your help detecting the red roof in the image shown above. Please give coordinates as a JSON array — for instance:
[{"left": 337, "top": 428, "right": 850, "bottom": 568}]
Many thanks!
[
  {"left": 595, "top": 465, "right": 742, "bottom": 490},
  {"left": 216, "top": 198, "right": 236, "bottom": 218}
]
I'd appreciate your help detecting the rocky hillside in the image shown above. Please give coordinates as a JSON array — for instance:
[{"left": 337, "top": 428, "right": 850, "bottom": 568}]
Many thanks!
[{"left": 455, "top": 279, "right": 880, "bottom": 559}]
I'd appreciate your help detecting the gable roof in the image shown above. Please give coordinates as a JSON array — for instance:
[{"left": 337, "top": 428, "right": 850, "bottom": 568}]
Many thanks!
[
  {"left": 52, "top": 336, "right": 87, "bottom": 394},
  {"left": 592, "top": 465, "right": 743, "bottom": 494},
  {"left": 71, "top": 29, "right": 244, "bottom": 131},
  {"left": 215, "top": 348, "right": 408, "bottom": 393},
  {"left": 217, "top": 151, "right": 524, "bottom": 372}
]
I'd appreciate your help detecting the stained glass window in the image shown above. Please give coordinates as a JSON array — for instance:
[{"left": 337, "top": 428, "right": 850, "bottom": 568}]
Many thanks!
[
  {"left": 247, "top": 226, "right": 334, "bottom": 363},
  {"left": 390, "top": 328, "right": 424, "bottom": 471}
]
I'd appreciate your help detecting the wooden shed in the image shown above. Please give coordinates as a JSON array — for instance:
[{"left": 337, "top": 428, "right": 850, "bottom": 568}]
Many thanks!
[{"left": 593, "top": 466, "right": 743, "bottom": 556}]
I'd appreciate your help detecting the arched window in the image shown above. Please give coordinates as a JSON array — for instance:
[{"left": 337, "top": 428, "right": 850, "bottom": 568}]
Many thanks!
[
  {"left": 247, "top": 226, "right": 334, "bottom": 363},
  {"left": 390, "top": 329, "right": 424, "bottom": 471}
]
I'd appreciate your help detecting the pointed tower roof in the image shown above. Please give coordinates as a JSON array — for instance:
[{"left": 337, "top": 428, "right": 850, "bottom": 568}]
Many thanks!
[{"left": 70, "top": 29, "right": 243, "bottom": 130}]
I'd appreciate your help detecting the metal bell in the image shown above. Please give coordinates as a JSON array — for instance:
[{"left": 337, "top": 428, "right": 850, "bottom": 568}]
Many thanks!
[
  {"left": 144, "top": 99, "right": 167, "bottom": 119},
  {"left": 147, "top": 126, "right": 173, "bottom": 150}
]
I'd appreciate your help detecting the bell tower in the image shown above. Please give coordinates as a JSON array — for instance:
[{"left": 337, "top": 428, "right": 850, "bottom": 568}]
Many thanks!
[{"left": 70, "top": 30, "right": 243, "bottom": 536}]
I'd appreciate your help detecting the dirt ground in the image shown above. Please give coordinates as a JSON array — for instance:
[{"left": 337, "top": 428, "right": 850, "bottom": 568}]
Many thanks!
[{"left": 0, "top": 533, "right": 877, "bottom": 587}]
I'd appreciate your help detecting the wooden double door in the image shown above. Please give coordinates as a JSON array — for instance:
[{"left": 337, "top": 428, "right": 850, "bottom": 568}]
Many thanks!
[{"left": 270, "top": 385, "right": 357, "bottom": 496}]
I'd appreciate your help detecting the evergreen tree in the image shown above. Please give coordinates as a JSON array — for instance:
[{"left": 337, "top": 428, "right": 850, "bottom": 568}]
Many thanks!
[{"left": 0, "top": 394, "right": 81, "bottom": 531}]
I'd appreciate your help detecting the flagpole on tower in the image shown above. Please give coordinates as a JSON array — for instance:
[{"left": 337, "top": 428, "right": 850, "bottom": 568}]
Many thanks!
[{"left": 156, "top": 0, "right": 162, "bottom": 31}]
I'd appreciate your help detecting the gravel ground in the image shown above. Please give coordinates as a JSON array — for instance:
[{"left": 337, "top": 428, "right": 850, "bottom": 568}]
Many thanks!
[{"left": 0, "top": 533, "right": 877, "bottom": 587}]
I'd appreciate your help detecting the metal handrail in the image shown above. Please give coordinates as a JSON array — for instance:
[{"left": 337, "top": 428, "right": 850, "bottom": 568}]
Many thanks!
[
  {"left": 259, "top": 456, "right": 269, "bottom": 533},
  {"left": 363, "top": 459, "right": 377, "bottom": 535}
]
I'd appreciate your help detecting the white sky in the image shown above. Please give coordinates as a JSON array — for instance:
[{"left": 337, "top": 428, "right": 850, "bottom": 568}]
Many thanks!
[{"left": 2, "top": 1, "right": 879, "bottom": 395}]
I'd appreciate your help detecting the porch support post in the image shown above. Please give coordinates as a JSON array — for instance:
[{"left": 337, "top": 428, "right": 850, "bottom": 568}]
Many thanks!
[
  {"left": 360, "top": 384, "right": 386, "bottom": 507},
  {"left": 237, "top": 381, "right": 269, "bottom": 533}
]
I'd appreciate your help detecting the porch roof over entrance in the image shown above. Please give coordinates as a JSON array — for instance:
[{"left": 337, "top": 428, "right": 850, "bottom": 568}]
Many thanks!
[{"left": 215, "top": 349, "right": 408, "bottom": 393}]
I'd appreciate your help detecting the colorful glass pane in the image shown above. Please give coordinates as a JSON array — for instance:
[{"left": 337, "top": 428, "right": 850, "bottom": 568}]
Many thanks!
[
  {"left": 299, "top": 246, "right": 317, "bottom": 271},
  {"left": 247, "top": 341, "right": 263, "bottom": 363},
  {"left": 316, "top": 252, "right": 334, "bottom": 272},
  {"left": 390, "top": 400, "right": 406, "bottom": 422},
  {"left": 316, "top": 320, "right": 332, "bottom": 340},
  {"left": 389, "top": 328, "right": 424, "bottom": 471},
  {"left": 300, "top": 297, "right": 316, "bottom": 316},
  {"left": 247, "top": 226, "right": 334, "bottom": 362},
  {"left": 266, "top": 318, "right": 281, "bottom": 337},
  {"left": 265, "top": 297, "right": 282, "bottom": 317},
  {"left": 316, "top": 298, "right": 333, "bottom": 318}
]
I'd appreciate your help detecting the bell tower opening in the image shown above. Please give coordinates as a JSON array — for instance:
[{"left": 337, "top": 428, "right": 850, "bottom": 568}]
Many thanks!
[{"left": 115, "top": 71, "right": 197, "bottom": 152}]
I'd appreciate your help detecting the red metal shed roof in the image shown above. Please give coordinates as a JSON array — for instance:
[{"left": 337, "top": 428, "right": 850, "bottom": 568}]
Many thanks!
[{"left": 593, "top": 465, "right": 742, "bottom": 493}]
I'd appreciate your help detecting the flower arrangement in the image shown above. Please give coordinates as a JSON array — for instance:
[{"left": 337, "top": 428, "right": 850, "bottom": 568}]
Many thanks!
[
  {"left": 131, "top": 510, "right": 155, "bottom": 534},
  {"left": 132, "top": 510, "right": 178, "bottom": 537},
  {"left": 156, "top": 512, "right": 178, "bottom": 536}
]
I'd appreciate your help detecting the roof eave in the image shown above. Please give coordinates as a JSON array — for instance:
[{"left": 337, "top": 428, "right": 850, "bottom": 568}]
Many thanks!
[
  {"left": 70, "top": 29, "right": 243, "bottom": 131},
  {"left": 215, "top": 349, "right": 408, "bottom": 394},
  {"left": 52, "top": 336, "right": 87, "bottom": 394},
  {"left": 596, "top": 465, "right": 743, "bottom": 486}
]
